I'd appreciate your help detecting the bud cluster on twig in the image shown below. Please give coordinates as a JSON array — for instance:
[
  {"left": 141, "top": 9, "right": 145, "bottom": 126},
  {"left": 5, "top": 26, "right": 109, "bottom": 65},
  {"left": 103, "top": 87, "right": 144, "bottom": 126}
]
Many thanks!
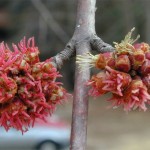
[
  {"left": 77, "top": 28, "right": 150, "bottom": 112},
  {"left": 0, "top": 37, "right": 70, "bottom": 133}
]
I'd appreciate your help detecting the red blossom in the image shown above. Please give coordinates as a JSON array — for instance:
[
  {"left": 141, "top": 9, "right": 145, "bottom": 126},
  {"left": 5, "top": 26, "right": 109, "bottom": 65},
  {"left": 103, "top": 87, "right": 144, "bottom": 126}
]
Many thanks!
[
  {"left": 145, "top": 52, "right": 150, "bottom": 60},
  {"left": 108, "top": 79, "right": 150, "bottom": 111},
  {"left": 130, "top": 49, "right": 145, "bottom": 70},
  {"left": 140, "top": 59, "right": 150, "bottom": 75},
  {"left": 17, "top": 37, "right": 40, "bottom": 65},
  {"left": 134, "top": 42, "right": 150, "bottom": 53},
  {"left": 87, "top": 71, "right": 107, "bottom": 97},
  {"left": 102, "top": 66, "right": 132, "bottom": 96},
  {"left": 42, "top": 80, "right": 70, "bottom": 105},
  {"left": 115, "top": 55, "right": 131, "bottom": 72},
  {"left": 80, "top": 29, "right": 150, "bottom": 112},
  {"left": 0, "top": 75, "right": 17, "bottom": 104},
  {"left": 32, "top": 59, "right": 60, "bottom": 81},
  {"left": 95, "top": 52, "right": 115, "bottom": 69},
  {"left": 0, "top": 38, "right": 70, "bottom": 133},
  {"left": 0, "top": 99, "right": 31, "bottom": 133},
  {"left": 142, "top": 74, "right": 150, "bottom": 94}
]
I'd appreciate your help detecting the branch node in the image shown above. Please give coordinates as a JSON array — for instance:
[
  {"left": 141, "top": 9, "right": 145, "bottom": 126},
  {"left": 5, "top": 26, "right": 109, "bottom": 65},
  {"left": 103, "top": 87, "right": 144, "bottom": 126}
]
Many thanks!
[
  {"left": 90, "top": 35, "right": 115, "bottom": 53},
  {"left": 52, "top": 40, "right": 75, "bottom": 69}
]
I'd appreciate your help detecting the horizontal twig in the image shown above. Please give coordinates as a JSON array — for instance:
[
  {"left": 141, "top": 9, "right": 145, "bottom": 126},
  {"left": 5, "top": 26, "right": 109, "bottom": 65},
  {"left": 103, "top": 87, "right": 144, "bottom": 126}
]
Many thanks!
[
  {"left": 90, "top": 34, "right": 115, "bottom": 53},
  {"left": 52, "top": 39, "right": 75, "bottom": 69}
]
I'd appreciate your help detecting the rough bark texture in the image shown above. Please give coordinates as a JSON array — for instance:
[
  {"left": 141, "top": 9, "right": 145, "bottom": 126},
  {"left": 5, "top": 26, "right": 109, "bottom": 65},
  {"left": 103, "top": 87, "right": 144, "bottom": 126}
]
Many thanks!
[
  {"left": 52, "top": 0, "right": 114, "bottom": 149},
  {"left": 53, "top": 39, "right": 75, "bottom": 69},
  {"left": 70, "top": 0, "right": 96, "bottom": 149}
]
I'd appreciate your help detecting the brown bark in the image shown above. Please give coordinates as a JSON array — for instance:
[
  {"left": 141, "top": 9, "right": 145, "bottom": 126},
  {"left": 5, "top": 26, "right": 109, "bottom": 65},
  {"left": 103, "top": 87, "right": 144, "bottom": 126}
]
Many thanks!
[
  {"left": 70, "top": 0, "right": 114, "bottom": 150},
  {"left": 52, "top": 0, "right": 114, "bottom": 149},
  {"left": 70, "top": 0, "right": 96, "bottom": 149}
]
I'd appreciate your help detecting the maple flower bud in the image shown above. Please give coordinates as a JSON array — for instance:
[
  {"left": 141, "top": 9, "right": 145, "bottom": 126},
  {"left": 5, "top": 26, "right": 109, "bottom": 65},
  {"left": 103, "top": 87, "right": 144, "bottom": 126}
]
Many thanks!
[
  {"left": 84, "top": 28, "right": 150, "bottom": 112},
  {"left": 7, "top": 56, "right": 31, "bottom": 75},
  {"left": 115, "top": 55, "right": 131, "bottom": 72},
  {"left": 0, "top": 99, "right": 30, "bottom": 132},
  {"left": 45, "top": 84, "right": 68, "bottom": 106},
  {"left": 123, "top": 79, "right": 150, "bottom": 111},
  {"left": 108, "top": 79, "right": 150, "bottom": 112},
  {"left": 95, "top": 52, "right": 115, "bottom": 69},
  {"left": 17, "top": 37, "right": 40, "bottom": 65},
  {"left": 32, "top": 59, "right": 60, "bottom": 81},
  {"left": 142, "top": 75, "right": 150, "bottom": 94},
  {"left": 140, "top": 59, "right": 150, "bottom": 75},
  {"left": 131, "top": 49, "right": 145, "bottom": 70},
  {"left": 114, "top": 27, "right": 140, "bottom": 55},
  {"left": 145, "top": 52, "right": 150, "bottom": 60},
  {"left": 0, "top": 38, "right": 70, "bottom": 133},
  {"left": 134, "top": 42, "right": 150, "bottom": 53},
  {"left": 76, "top": 52, "right": 115, "bottom": 71},
  {"left": 87, "top": 71, "right": 107, "bottom": 97},
  {"left": 102, "top": 66, "right": 132, "bottom": 96},
  {"left": 0, "top": 75, "right": 17, "bottom": 104}
]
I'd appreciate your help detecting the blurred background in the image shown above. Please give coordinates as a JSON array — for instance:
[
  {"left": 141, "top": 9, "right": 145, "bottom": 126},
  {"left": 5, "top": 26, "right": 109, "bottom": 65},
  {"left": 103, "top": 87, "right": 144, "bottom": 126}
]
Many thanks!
[{"left": 1, "top": 0, "right": 150, "bottom": 150}]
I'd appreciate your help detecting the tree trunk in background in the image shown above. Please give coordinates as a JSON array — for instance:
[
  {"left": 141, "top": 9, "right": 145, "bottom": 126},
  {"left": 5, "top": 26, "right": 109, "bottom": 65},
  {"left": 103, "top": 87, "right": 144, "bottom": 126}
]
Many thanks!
[
  {"left": 47, "top": 0, "right": 113, "bottom": 148},
  {"left": 70, "top": 0, "right": 96, "bottom": 150}
]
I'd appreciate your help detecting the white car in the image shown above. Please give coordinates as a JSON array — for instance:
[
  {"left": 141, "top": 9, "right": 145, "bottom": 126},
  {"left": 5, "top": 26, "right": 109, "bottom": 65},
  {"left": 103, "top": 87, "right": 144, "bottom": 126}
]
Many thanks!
[{"left": 0, "top": 116, "right": 70, "bottom": 150}]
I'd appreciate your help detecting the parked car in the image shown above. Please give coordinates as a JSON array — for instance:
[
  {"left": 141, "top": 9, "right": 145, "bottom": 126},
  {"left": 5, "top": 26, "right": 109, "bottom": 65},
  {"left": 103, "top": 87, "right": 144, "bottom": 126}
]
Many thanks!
[{"left": 0, "top": 115, "right": 70, "bottom": 150}]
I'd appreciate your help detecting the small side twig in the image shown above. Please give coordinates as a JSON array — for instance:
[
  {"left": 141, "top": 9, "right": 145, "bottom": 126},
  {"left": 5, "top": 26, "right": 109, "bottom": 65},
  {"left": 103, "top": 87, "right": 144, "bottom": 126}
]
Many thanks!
[
  {"left": 52, "top": 34, "right": 115, "bottom": 69},
  {"left": 90, "top": 34, "right": 115, "bottom": 53},
  {"left": 52, "top": 39, "right": 75, "bottom": 69},
  {"left": 52, "top": 35, "right": 115, "bottom": 69}
]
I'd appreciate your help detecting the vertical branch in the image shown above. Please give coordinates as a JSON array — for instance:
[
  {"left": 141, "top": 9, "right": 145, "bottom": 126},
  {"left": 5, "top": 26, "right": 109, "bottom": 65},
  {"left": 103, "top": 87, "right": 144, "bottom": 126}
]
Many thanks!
[
  {"left": 70, "top": 0, "right": 96, "bottom": 150},
  {"left": 51, "top": 1, "right": 114, "bottom": 149}
]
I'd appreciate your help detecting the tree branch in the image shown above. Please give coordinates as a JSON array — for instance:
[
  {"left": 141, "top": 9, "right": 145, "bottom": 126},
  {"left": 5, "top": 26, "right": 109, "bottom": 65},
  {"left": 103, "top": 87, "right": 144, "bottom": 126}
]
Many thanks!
[
  {"left": 52, "top": 39, "right": 75, "bottom": 69},
  {"left": 90, "top": 34, "right": 115, "bottom": 53},
  {"left": 34, "top": 1, "right": 115, "bottom": 149},
  {"left": 70, "top": 0, "right": 96, "bottom": 150},
  {"left": 52, "top": 35, "right": 115, "bottom": 68}
]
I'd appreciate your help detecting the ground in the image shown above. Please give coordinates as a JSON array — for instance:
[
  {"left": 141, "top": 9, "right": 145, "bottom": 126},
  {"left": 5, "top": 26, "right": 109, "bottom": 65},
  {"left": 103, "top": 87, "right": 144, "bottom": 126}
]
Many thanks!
[{"left": 56, "top": 94, "right": 150, "bottom": 150}]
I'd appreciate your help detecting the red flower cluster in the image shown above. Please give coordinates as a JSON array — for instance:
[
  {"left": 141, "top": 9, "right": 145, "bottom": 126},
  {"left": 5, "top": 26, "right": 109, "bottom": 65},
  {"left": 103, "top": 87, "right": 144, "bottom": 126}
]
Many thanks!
[
  {"left": 77, "top": 29, "right": 150, "bottom": 112},
  {"left": 0, "top": 37, "right": 69, "bottom": 133},
  {"left": 88, "top": 42, "right": 150, "bottom": 111}
]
